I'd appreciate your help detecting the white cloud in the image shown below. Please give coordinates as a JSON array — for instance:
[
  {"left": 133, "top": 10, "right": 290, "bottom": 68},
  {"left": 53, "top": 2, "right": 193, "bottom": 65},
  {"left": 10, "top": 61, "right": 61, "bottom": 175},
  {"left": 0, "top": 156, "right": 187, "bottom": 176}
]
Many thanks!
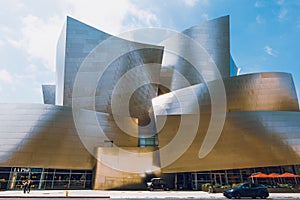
[
  {"left": 8, "top": 1, "right": 26, "bottom": 12},
  {"left": 3, "top": 0, "right": 160, "bottom": 74},
  {"left": 278, "top": 8, "right": 288, "bottom": 21},
  {"left": 254, "top": 1, "right": 264, "bottom": 8},
  {"left": 1, "top": 26, "right": 14, "bottom": 35},
  {"left": 63, "top": 0, "right": 131, "bottom": 34},
  {"left": 184, "top": 0, "right": 199, "bottom": 7},
  {"left": 62, "top": 0, "right": 160, "bottom": 33},
  {"left": 14, "top": 15, "right": 63, "bottom": 72},
  {"left": 201, "top": 13, "right": 209, "bottom": 20},
  {"left": 256, "top": 15, "right": 265, "bottom": 24},
  {"left": 6, "top": 38, "right": 21, "bottom": 48},
  {"left": 127, "top": 4, "right": 160, "bottom": 28},
  {"left": 22, "top": 15, "right": 62, "bottom": 70},
  {"left": 0, "top": 69, "right": 13, "bottom": 83},
  {"left": 264, "top": 45, "right": 278, "bottom": 57},
  {"left": 183, "top": 0, "right": 208, "bottom": 7},
  {"left": 277, "top": 0, "right": 285, "bottom": 5}
]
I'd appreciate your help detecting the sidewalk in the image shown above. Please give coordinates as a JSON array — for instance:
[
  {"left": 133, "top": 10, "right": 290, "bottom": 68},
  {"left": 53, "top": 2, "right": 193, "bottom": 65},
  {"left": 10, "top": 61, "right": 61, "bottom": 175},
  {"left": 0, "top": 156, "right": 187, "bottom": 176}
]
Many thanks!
[{"left": 0, "top": 190, "right": 300, "bottom": 199}]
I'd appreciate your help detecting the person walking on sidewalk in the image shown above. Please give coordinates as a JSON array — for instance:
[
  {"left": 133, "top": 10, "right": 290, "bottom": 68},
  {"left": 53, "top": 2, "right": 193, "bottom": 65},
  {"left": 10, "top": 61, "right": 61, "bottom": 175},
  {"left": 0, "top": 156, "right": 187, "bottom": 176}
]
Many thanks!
[
  {"left": 27, "top": 179, "right": 32, "bottom": 193},
  {"left": 23, "top": 180, "right": 28, "bottom": 194}
]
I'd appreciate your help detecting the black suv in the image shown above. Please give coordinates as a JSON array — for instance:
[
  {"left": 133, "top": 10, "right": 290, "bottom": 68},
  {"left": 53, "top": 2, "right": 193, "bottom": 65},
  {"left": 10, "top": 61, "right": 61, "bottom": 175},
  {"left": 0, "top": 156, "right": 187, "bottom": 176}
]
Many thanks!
[
  {"left": 147, "top": 178, "right": 169, "bottom": 191},
  {"left": 223, "top": 183, "right": 269, "bottom": 199}
]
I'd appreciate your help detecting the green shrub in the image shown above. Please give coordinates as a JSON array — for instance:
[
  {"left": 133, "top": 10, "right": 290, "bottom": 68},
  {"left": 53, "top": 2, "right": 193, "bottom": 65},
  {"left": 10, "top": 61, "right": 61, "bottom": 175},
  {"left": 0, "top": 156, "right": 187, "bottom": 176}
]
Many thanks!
[
  {"left": 277, "top": 183, "right": 293, "bottom": 189},
  {"left": 201, "top": 183, "right": 211, "bottom": 188},
  {"left": 221, "top": 185, "right": 231, "bottom": 189}
]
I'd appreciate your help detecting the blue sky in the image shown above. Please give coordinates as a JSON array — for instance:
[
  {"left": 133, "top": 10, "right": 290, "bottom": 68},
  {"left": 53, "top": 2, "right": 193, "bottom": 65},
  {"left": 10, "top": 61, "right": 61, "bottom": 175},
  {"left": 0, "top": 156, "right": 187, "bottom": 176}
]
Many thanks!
[{"left": 0, "top": 0, "right": 300, "bottom": 103}]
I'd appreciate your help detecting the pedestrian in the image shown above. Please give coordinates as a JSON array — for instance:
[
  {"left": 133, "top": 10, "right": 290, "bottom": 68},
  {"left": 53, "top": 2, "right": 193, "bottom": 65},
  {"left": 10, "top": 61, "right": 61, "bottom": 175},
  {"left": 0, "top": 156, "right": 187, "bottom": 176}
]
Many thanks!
[
  {"left": 27, "top": 180, "right": 32, "bottom": 193},
  {"left": 23, "top": 180, "right": 28, "bottom": 194}
]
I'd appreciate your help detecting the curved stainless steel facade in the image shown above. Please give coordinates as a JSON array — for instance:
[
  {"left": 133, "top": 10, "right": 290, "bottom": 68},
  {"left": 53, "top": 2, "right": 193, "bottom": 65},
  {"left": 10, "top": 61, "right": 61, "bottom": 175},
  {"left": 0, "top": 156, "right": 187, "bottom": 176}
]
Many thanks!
[
  {"left": 57, "top": 16, "right": 164, "bottom": 129},
  {"left": 153, "top": 71, "right": 300, "bottom": 172},
  {"left": 0, "top": 103, "right": 138, "bottom": 169},
  {"left": 225, "top": 72, "right": 299, "bottom": 111},
  {"left": 153, "top": 72, "right": 299, "bottom": 115},
  {"left": 160, "top": 15, "right": 230, "bottom": 91},
  {"left": 156, "top": 111, "right": 300, "bottom": 173},
  {"left": 1, "top": 15, "right": 300, "bottom": 190},
  {"left": 56, "top": 17, "right": 111, "bottom": 106}
]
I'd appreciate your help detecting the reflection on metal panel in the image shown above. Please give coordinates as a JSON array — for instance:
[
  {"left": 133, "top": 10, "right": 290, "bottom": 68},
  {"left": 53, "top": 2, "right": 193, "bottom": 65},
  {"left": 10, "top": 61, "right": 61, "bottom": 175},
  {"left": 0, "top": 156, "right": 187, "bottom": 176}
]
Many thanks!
[
  {"left": 94, "top": 48, "right": 163, "bottom": 121},
  {"left": 157, "top": 111, "right": 300, "bottom": 173},
  {"left": 56, "top": 16, "right": 111, "bottom": 106},
  {"left": 153, "top": 72, "right": 299, "bottom": 115},
  {"left": 230, "top": 55, "right": 238, "bottom": 76},
  {"left": 160, "top": 15, "right": 230, "bottom": 91},
  {"left": 154, "top": 70, "right": 300, "bottom": 172},
  {"left": 55, "top": 20, "right": 66, "bottom": 106},
  {"left": 57, "top": 16, "right": 164, "bottom": 131},
  {"left": 0, "top": 104, "right": 138, "bottom": 169},
  {"left": 225, "top": 72, "right": 299, "bottom": 111},
  {"left": 42, "top": 85, "right": 56, "bottom": 105}
]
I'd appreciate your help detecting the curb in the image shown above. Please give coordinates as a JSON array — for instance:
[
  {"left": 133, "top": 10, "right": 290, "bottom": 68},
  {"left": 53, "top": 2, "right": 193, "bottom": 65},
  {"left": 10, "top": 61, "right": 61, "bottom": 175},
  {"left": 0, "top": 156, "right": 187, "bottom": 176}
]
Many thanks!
[{"left": 0, "top": 196, "right": 110, "bottom": 198}]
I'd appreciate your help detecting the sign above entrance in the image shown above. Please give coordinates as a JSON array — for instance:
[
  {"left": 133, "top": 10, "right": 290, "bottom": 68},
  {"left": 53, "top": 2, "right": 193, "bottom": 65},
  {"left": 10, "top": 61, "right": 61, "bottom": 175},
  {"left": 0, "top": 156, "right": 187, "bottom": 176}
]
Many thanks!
[{"left": 13, "top": 167, "right": 30, "bottom": 173}]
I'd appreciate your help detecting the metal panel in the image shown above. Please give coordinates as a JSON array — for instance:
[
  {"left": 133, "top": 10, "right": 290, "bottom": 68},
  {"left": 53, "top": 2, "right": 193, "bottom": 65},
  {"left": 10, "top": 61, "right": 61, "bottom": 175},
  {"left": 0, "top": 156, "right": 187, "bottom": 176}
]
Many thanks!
[
  {"left": 160, "top": 15, "right": 230, "bottom": 92},
  {"left": 153, "top": 70, "right": 300, "bottom": 172},
  {"left": 0, "top": 103, "right": 138, "bottom": 169},
  {"left": 153, "top": 72, "right": 299, "bottom": 115},
  {"left": 57, "top": 17, "right": 164, "bottom": 134},
  {"left": 42, "top": 85, "right": 56, "bottom": 105},
  {"left": 157, "top": 111, "right": 300, "bottom": 173},
  {"left": 55, "top": 20, "right": 66, "bottom": 106},
  {"left": 226, "top": 72, "right": 299, "bottom": 111},
  {"left": 56, "top": 16, "right": 111, "bottom": 106}
]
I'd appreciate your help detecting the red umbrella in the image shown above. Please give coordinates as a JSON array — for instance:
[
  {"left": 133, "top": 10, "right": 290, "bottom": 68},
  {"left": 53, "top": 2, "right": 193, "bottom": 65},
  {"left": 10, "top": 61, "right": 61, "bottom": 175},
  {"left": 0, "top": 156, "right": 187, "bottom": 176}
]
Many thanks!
[
  {"left": 268, "top": 173, "right": 280, "bottom": 178},
  {"left": 279, "top": 173, "right": 300, "bottom": 178},
  {"left": 249, "top": 172, "right": 269, "bottom": 178},
  {"left": 249, "top": 172, "right": 269, "bottom": 184},
  {"left": 279, "top": 173, "right": 300, "bottom": 184}
]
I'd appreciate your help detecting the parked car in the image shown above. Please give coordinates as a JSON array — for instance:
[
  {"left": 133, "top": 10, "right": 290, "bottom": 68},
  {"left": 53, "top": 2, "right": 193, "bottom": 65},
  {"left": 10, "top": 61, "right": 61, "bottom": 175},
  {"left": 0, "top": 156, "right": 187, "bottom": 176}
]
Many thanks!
[
  {"left": 147, "top": 178, "right": 169, "bottom": 191},
  {"left": 223, "top": 183, "right": 269, "bottom": 199}
]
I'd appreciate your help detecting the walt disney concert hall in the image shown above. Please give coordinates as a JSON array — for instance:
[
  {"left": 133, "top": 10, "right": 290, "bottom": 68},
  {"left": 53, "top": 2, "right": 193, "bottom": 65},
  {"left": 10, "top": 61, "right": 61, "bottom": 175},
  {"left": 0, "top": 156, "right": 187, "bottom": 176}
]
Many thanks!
[{"left": 0, "top": 15, "right": 299, "bottom": 190}]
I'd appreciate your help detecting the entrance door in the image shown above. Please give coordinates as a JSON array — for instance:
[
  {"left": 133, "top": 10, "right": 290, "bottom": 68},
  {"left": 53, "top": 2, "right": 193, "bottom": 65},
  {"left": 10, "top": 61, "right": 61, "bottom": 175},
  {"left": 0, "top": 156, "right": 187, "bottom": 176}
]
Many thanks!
[{"left": 9, "top": 168, "right": 31, "bottom": 190}]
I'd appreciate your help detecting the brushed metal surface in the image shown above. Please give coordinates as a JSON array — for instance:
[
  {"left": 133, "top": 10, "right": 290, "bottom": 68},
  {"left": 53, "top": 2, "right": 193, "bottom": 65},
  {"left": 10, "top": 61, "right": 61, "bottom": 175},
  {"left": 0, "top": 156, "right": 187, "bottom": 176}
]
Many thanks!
[
  {"left": 154, "top": 70, "right": 300, "bottom": 172},
  {"left": 0, "top": 103, "right": 138, "bottom": 169},
  {"left": 157, "top": 111, "right": 300, "bottom": 173},
  {"left": 57, "top": 16, "right": 164, "bottom": 133},
  {"left": 56, "top": 16, "right": 111, "bottom": 106},
  {"left": 42, "top": 85, "right": 56, "bottom": 105},
  {"left": 160, "top": 15, "right": 230, "bottom": 92},
  {"left": 153, "top": 72, "right": 299, "bottom": 115},
  {"left": 226, "top": 72, "right": 299, "bottom": 111}
]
